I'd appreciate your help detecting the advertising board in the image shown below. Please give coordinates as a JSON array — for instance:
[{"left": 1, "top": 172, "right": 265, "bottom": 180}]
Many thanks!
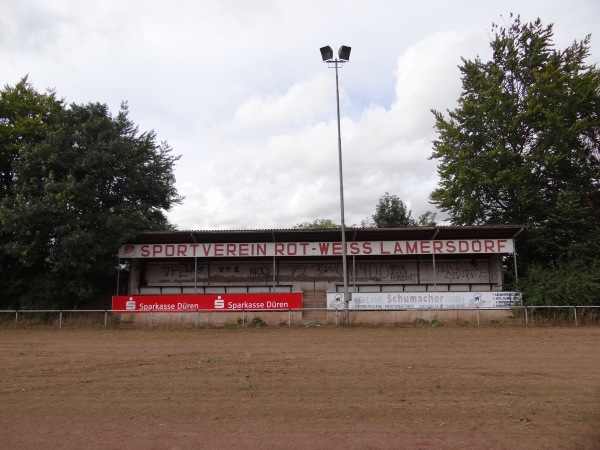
[
  {"left": 112, "top": 293, "right": 303, "bottom": 312},
  {"left": 327, "top": 292, "right": 522, "bottom": 310}
]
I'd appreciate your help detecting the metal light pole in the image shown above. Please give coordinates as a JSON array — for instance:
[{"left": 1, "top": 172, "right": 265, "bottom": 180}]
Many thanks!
[{"left": 320, "top": 45, "right": 351, "bottom": 325}]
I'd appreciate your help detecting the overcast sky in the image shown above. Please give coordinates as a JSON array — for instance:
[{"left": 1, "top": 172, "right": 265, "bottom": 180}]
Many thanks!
[{"left": 3, "top": 0, "right": 599, "bottom": 230}]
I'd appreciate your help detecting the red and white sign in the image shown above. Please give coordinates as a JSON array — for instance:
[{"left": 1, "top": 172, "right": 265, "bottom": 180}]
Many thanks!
[
  {"left": 112, "top": 293, "right": 303, "bottom": 312},
  {"left": 119, "top": 239, "right": 514, "bottom": 259}
]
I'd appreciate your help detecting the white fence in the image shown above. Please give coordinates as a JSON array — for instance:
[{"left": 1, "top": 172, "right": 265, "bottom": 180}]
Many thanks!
[{"left": 1, "top": 306, "right": 599, "bottom": 329}]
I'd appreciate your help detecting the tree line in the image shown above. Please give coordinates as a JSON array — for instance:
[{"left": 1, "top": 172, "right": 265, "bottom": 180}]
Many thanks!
[{"left": 1, "top": 15, "right": 599, "bottom": 308}]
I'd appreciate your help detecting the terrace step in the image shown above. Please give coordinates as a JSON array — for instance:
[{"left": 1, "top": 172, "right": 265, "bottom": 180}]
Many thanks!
[{"left": 302, "top": 289, "right": 327, "bottom": 323}]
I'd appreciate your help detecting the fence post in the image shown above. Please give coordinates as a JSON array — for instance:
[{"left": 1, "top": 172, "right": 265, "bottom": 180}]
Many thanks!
[
  {"left": 524, "top": 307, "right": 528, "bottom": 326},
  {"left": 476, "top": 307, "right": 480, "bottom": 326},
  {"left": 195, "top": 310, "right": 199, "bottom": 328},
  {"left": 150, "top": 311, "right": 153, "bottom": 328},
  {"left": 428, "top": 308, "right": 432, "bottom": 323},
  {"left": 288, "top": 309, "right": 291, "bottom": 327},
  {"left": 104, "top": 310, "right": 108, "bottom": 328},
  {"left": 15, "top": 311, "right": 18, "bottom": 330},
  {"left": 574, "top": 306, "right": 578, "bottom": 327},
  {"left": 59, "top": 311, "right": 63, "bottom": 329}
]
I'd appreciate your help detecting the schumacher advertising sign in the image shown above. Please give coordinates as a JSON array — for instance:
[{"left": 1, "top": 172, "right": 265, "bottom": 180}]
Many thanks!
[
  {"left": 327, "top": 292, "right": 522, "bottom": 310},
  {"left": 112, "top": 293, "right": 303, "bottom": 312},
  {"left": 119, "top": 239, "right": 514, "bottom": 258}
]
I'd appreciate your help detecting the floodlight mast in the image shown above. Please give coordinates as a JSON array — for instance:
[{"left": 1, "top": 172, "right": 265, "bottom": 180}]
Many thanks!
[{"left": 320, "top": 45, "right": 351, "bottom": 325}]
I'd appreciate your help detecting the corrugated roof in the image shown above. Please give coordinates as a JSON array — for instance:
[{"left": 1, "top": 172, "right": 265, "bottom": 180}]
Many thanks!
[{"left": 124, "top": 225, "right": 525, "bottom": 245}]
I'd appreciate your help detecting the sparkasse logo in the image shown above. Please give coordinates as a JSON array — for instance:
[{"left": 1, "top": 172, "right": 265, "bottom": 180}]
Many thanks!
[{"left": 214, "top": 296, "right": 225, "bottom": 309}]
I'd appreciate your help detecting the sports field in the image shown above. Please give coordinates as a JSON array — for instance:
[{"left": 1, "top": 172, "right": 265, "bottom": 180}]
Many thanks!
[{"left": 1, "top": 326, "right": 598, "bottom": 449}]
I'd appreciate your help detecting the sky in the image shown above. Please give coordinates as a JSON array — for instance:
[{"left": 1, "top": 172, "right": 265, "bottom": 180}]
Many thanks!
[{"left": 2, "top": 0, "right": 599, "bottom": 230}]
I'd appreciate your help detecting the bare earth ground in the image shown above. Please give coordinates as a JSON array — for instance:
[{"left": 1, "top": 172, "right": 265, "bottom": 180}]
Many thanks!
[{"left": 0, "top": 326, "right": 599, "bottom": 450}]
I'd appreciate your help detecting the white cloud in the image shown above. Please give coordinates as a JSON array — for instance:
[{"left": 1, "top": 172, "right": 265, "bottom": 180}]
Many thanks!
[
  {"left": 226, "top": 75, "right": 332, "bottom": 136},
  {"left": 3, "top": 0, "right": 599, "bottom": 230}
]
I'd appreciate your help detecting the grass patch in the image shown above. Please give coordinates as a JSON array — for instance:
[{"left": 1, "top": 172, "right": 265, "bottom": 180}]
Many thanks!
[
  {"left": 415, "top": 318, "right": 443, "bottom": 327},
  {"left": 239, "top": 376, "right": 254, "bottom": 391}
]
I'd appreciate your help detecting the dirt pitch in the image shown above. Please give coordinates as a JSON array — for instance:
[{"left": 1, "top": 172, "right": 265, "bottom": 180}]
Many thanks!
[{"left": 0, "top": 326, "right": 599, "bottom": 449}]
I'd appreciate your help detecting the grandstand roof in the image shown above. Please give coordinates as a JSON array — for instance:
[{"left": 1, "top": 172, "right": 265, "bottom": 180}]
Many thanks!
[{"left": 124, "top": 225, "right": 525, "bottom": 245}]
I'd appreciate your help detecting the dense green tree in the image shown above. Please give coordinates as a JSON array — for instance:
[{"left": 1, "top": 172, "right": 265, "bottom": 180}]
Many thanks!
[
  {"left": 0, "top": 79, "right": 181, "bottom": 308},
  {"left": 430, "top": 16, "right": 600, "bottom": 268},
  {"left": 293, "top": 218, "right": 340, "bottom": 229},
  {"left": 0, "top": 78, "right": 65, "bottom": 308},
  {"left": 362, "top": 205, "right": 436, "bottom": 227},
  {"left": 520, "top": 259, "right": 600, "bottom": 306},
  {"left": 416, "top": 211, "right": 437, "bottom": 227},
  {"left": 0, "top": 77, "right": 63, "bottom": 196},
  {"left": 372, "top": 192, "right": 417, "bottom": 227}
]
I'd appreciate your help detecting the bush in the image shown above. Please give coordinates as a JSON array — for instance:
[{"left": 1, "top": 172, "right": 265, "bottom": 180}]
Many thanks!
[
  {"left": 415, "top": 318, "right": 443, "bottom": 327},
  {"left": 520, "top": 259, "right": 600, "bottom": 306},
  {"left": 249, "top": 316, "right": 266, "bottom": 328}
]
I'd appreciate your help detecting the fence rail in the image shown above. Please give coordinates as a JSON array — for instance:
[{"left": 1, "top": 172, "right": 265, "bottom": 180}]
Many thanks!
[{"left": 1, "top": 306, "right": 599, "bottom": 329}]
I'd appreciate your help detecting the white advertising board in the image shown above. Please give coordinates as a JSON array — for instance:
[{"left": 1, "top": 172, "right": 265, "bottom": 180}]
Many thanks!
[{"left": 327, "top": 292, "right": 522, "bottom": 310}]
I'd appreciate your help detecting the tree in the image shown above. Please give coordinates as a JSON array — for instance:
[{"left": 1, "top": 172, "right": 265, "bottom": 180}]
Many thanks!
[
  {"left": 0, "top": 79, "right": 182, "bottom": 309},
  {"left": 372, "top": 192, "right": 417, "bottom": 227},
  {"left": 0, "top": 78, "right": 66, "bottom": 307},
  {"left": 0, "top": 77, "right": 63, "bottom": 196},
  {"left": 416, "top": 211, "right": 437, "bottom": 227},
  {"left": 519, "top": 259, "right": 600, "bottom": 306},
  {"left": 429, "top": 16, "right": 600, "bottom": 267},
  {"left": 293, "top": 218, "right": 340, "bottom": 229}
]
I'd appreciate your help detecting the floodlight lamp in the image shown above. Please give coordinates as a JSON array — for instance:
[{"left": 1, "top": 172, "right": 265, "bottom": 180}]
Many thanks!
[
  {"left": 338, "top": 45, "right": 351, "bottom": 61},
  {"left": 320, "top": 46, "right": 333, "bottom": 62}
]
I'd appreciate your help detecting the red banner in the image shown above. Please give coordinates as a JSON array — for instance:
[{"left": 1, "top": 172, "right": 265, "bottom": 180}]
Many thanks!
[{"left": 112, "top": 293, "right": 303, "bottom": 312}]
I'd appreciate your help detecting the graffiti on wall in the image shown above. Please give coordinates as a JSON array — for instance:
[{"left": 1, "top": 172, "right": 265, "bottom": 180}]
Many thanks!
[
  {"left": 142, "top": 258, "right": 498, "bottom": 286},
  {"left": 146, "top": 262, "right": 204, "bottom": 283},
  {"left": 421, "top": 261, "right": 489, "bottom": 284}
]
